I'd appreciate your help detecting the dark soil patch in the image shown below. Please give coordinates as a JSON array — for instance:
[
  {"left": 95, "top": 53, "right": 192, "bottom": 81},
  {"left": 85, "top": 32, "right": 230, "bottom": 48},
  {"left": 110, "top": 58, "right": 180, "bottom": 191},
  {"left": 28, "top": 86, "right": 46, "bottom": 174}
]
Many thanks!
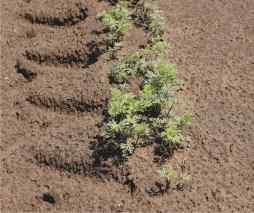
[{"left": 21, "top": 0, "right": 89, "bottom": 27}]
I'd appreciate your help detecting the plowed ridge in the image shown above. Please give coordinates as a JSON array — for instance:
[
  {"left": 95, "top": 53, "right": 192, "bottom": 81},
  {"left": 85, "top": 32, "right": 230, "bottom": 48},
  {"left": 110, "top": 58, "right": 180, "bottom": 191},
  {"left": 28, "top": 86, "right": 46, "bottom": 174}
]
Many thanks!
[
  {"left": 21, "top": 0, "right": 89, "bottom": 27},
  {"left": 13, "top": 0, "right": 110, "bottom": 176}
]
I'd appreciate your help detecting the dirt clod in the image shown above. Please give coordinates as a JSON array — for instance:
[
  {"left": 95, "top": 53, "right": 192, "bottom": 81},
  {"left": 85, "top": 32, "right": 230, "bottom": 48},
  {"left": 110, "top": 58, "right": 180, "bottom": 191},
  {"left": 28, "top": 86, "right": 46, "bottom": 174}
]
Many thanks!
[{"left": 41, "top": 192, "right": 56, "bottom": 204}]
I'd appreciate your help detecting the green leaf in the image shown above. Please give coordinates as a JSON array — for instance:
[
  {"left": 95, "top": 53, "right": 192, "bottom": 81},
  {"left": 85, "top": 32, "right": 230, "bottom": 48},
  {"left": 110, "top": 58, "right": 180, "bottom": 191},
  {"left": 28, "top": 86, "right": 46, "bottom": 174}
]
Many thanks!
[
  {"left": 175, "top": 113, "right": 193, "bottom": 126},
  {"left": 97, "top": 3, "right": 130, "bottom": 49},
  {"left": 108, "top": 88, "right": 135, "bottom": 118},
  {"left": 162, "top": 122, "right": 184, "bottom": 145},
  {"left": 133, "top": 123, "right": 150, "bottom": 136},
  {"left": 160, "top": 164, "right": 177, "bottom": 181},
  {"left": 145, "top": 63, "right": 177, "bottom": 89},
  {"left": 120, "top": 138, "right": 135, "bottom": 157}
]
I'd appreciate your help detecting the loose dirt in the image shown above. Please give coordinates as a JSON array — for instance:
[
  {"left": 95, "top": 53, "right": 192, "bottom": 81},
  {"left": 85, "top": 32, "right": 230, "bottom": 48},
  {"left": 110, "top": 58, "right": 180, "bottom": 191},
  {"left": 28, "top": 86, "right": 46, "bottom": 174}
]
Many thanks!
[{"left": 1, "top": 0, "right": 254, "bottom": 212}]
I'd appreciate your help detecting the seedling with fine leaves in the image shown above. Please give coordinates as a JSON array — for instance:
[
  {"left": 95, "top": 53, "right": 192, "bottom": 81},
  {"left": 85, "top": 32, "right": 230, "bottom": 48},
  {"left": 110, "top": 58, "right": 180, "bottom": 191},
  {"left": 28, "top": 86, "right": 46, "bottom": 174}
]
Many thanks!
[
  {"left": 98, "top": 2, "right": 130, "bottom": 49},
  {"left": 133, "top": 0, "right": 165, "bottom": 37},
  {"left": 160, "top": 163, "right": 177, "bottom": 182},
  {"left": 110, "top": 40, "right": 169, "bottom": 83},
  {"left": 160, "top": 162, "right": 192, "bottom": 190},
  {"left": 161, "top": 113, "right": 192, "bottom": 152}
]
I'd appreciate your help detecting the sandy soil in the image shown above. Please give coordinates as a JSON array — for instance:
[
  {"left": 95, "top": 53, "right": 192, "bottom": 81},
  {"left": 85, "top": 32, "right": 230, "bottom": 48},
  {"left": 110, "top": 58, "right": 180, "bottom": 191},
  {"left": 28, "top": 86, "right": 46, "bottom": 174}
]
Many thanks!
[{"left": 1, "top": 0, "right": 254, "bottom": 212}]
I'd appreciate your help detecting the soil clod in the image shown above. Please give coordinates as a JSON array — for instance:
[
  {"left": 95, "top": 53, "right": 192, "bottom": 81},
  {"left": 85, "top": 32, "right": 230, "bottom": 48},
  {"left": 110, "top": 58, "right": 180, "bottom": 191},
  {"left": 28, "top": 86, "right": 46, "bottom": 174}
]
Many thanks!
[{"left": 41, "top": 192, "right": 56, "bottom": 204}]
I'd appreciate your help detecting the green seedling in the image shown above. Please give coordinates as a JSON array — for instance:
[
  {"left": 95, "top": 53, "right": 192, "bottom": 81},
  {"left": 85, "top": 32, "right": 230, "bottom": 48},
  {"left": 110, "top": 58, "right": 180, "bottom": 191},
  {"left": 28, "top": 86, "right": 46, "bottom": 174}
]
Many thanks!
[
  {"left": 98, "top": 2, "right": 130, "bottom": 49},
  {"left": 160, "top": 163, "right": 177, "bottom": 182},
  {"left": 120, "top": 139, "right": 135, "bottom": 157},
  {"left": 160, "top": 113, "right": 192, "bottom": 152},
  {"left": 160, "top": 163, "right": 192, "bottom": 190},
  {"left": 145, "top": 63, "right": 178, "bottom": 90},
  {"left": 134, "top": 0, "right": 165, "bottom": 37},
  {"left": 110, "top": 40, "right": 169, "bottom": 83},
  {"left": 108, "top": 88, "right": 135, "bottom": 118},
  {"left": 175, "top": 113, "right": 193, "bottom": 126},
  {"left": 110, "top": 52, "right": 143, "bottom": 83},
  {"left": 162, "top": 122, "right": 184, "bottom": 146}
]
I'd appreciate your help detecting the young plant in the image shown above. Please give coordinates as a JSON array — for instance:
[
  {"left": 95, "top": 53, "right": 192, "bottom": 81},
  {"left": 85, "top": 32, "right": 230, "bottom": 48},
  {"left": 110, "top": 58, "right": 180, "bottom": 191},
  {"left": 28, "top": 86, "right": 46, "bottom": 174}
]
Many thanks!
[
  {"left": 160, "top": 163, "right": 177, "bottom": 183},
  {"left": 110, "top": 51, "right": 143, "bottom": 83},
  {"left": 133, "top": 0, "right": 165, "bottom": 37},
  {"left": 107, "top": 88, "right": 135, "bottom": 118},
  {"left": 160, "top": 163, "right": 192, "bottom": 190},
  {"left": 145, "top": 63, "right": 178, "bottom": 91},
  {"left": 104, "top": 87, "right": 158, "bottom": 158},
  {"left": 105, "top": 39, "right": 192, "bottom": 158},
  {"left": 161, "top": 113, "right": 192, "bottom": 152},
  {"left": 98, "top": 2, "right": 130, "bottom": 49},
  {"left": 110, "top": 40, "right": 169, "bottom": 83},
  {"left": 143, "top": 39, "right": 169, "bottom": 59},
  {"left": 120, "top": 139, "right": 135, "bottom": 157},
  {"left": 162, "top": 122, "right": 184, "bottom": 146}
]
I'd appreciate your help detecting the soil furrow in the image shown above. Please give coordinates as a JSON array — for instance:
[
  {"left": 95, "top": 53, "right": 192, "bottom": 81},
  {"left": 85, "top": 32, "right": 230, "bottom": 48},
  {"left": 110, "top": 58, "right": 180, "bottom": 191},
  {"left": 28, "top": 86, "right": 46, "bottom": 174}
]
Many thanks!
[
  {"left": 18, "top": 9, "right": 105, "bottom": 67},
  {"left": 20, "top": 0, "right": 90, "bottom": 27},
  {"left": 15, "top": 58, "right": 109, "bottom": 113}
]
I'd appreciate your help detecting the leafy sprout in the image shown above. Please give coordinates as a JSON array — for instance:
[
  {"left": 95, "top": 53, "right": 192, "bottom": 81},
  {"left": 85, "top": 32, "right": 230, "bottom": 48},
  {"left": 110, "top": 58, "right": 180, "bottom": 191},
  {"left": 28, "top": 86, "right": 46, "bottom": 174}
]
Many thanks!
[
  {"left": 108, "top": 88, "right": 135, "bottom": 118},
  {"left": 160, "top": 163, "right": 177, "bottom": 182},
  {"left": 161, "top": 113, "right": 193, "bottom": 151},
  {"left": 98, "top": 2, "right": 130, "bottom": 49},
  {"left": 110, "top": 40, "right": 169, "bottom": 83},
  {"left": 133, "top": 0, "right": 165, "bottom": 37},
  {"left": 145, "top": 63, "right": 178, "bottom": 90}
]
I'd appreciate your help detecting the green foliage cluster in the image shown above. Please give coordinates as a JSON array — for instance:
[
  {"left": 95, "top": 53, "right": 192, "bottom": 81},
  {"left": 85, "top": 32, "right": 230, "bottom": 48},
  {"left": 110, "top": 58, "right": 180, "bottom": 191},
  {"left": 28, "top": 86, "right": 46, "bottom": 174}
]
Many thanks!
[
  {"left": 110, "top": 39, "right": 169, "bottom": 83},
  {"left": 160, "top": 113, "right": 192, "bottom": 151},
  {"left": 160, "top": 163, "right": 177, "bottom": 182},
  {"left": 160, "top": 162, "right": 192, "bottom": 189},
  {"left": 103, "top": 0, "right": 192, "bottom": 160},
  {"left": 105, "top": 48, "right": 191, "bottom": 158},
  {"left": 98, "top": 2, "right": 130, "bottom": 49},
  {"left": 133, "top": 0, "right": 165, "bottom": 37},
  {"left": 104, "top": 87, "right": 155, "bottom": 157}
]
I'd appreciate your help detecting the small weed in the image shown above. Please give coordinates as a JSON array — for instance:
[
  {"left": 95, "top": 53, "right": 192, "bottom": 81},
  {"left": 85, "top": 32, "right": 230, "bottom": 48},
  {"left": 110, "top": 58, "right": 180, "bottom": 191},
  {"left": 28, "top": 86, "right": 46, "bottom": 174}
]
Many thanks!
[
  {"left": 98, "top": 2, "right": 130, "bottom": 50},
  {"left": 110, "top": 52, "right": 143, "bottom": 83},
  {"left": 110, "top": 40, "right": 169, "bottom": 83},
  {"left": 104, "top": 88, "right": 155, "bottom": 158},
  {"left": 160, "top": 113, "right": 192, "bottom": 153},
  {"left": 160, "top": 163, "right": 192, "bottom": 190},
  {"left": 162, "top": 122, "right": 184, "bottom": 147},
  {"left": 160, "top": 163, "right": 177, "bottom": 183},
  {"left": 145, "top": 63, "right": 178, "bottom": 90},
  {"left": 133, "top": 0, "right": 165, "bottom": 37}
]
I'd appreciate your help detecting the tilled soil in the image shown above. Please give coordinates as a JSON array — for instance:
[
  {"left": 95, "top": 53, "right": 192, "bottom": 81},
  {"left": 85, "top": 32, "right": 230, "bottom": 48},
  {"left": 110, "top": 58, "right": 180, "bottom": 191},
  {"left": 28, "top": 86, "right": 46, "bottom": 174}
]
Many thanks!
[{"left": 1, "top": 0, "right": 254, "bottom": 212}]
